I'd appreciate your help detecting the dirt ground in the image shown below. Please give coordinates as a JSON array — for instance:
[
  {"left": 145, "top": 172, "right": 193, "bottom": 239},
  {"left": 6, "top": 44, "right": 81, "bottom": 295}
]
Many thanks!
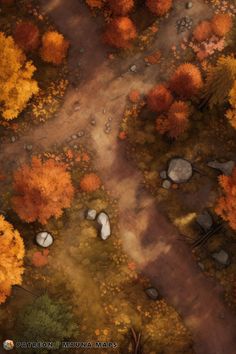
[{"left": 0, "top": 0, "right": 236, "bottom": 353}]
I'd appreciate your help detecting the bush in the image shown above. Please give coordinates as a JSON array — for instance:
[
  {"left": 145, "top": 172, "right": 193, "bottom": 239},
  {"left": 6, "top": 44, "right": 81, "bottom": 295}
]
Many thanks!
[
  {"left": 40, "top": 31, "right": 69, "bottom": 65},
  {"left": 146, "top": 0, "right": 172, "bottom": 16},
  {"left": 193, "top": 20, "right": 212, "bottom": 42},
  {"left": 103, "top": 17, "right": 137, "bottom": 48},
  {"left": 80, "top": 173, "right": 101, "bottom": 192},
  {"left": 108, "top": 0, "right": 134, "bottom": 15},
  {"left": 169, "top": 63, "right": 203, "bottom": 99},
  {"left": 147, "top": 84, "right": 173, "bottom": 113},
  {"left": 14, "top": 21, "right": 40, "bottom": 52},
  {"left": 211, "top": 13, "right": 232, "bottom": 37},
  {"left": 86, "top": 0, "right": 103, "bottom": 8}
]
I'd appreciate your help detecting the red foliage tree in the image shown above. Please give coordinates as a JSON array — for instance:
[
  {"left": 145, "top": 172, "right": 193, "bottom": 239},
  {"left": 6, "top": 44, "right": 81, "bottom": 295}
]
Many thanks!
[
  {"left": 108, "top": 0, "right": 134, "bottom": 15},
  {"left": 193, "top": 20, "right": 213, "bottom": 42},
  {"left": 147, "top": 84, "right": 173, "bottom": 113},
  {"left": 103, "top": 17, "right": 137, "bottom": 48},
  {"left": 146, "top": 0, "right": 172, "bottom": 16},
  {"left": 12, "top": 157, "right": 74, "bottom": 224},
  {"left": 211, "top": 13, "right": 232, "bottom": 37},
  {"left": 215, "top": 167, "right": 236, "bottom": 230},
  {"left": 169, "top": 63, "right": 203, "bottom": 99},
  {"left": 80, "top": 173, "right": 101, "bottom": 192},
  {"left": 13, "top": 22, "right": 40, "bottom": 52}
]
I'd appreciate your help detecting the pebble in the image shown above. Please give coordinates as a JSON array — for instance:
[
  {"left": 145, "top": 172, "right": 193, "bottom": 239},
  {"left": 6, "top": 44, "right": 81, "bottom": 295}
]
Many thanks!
[
  {"left": 11, "top": 136, "right": 16, "bottom": 143},
  {"left": 90, "top": 119, "right": 96, "bottom": 126},
  {"left": 72, "top": 134, "right": 77, "bottom": 140},
  {"left": 130, "top": 65, "right": 137, "bottom": 72},
  {"left": 86, "top": 209, "right": 97, "bottom": 221},
  {"left": 198, "top": 262, "right": 205, "bottom": 271},
  {"left": 26, "top": 144, "right": 33, "bottom": 151},
  {"left": 77, "top": 130, "right": 85, "bottom": 137},
  {"left": 186, "top": 1, "right": 193, "bottom": 9},
  {"left": 212, "top": 250, "right": 230, "bottom": 266},
  {"left": 145, "top": 287, "right": 159, "bottom": 300},
  {"left": 160, "top": 170, "right": 167, "bottom": 179},
  {"left": 162, "top": 180, "right": 171, "bottom": 189}
]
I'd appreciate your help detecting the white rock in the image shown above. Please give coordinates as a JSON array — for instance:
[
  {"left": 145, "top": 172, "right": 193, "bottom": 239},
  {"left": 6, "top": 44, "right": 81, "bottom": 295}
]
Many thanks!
[
  {"left": 86, "top": 209, "right": 97, "bottom": 221},
  {"left": 36, "top": 231, "right": 54, "bottom": 248},
  {"left": 167, "top": 158, "right": 193, "bottom": 183},
  {"left": 162, "top": 180, "right": 171, "bottom": 189},
  {"left": 212, "top": 250, "right": 230, "bottom": 266},
  {"left": 130, "top": 65, "right": 137, "bottom": 72},
  {"left": 97, "top": 212, "right": 111, "bottom": 240}
]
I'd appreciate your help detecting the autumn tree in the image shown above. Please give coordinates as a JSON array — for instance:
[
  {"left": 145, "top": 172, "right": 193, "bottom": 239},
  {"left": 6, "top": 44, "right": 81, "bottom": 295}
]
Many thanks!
[
  {"left": 80, "top": 173, "right": 101, "bottom": 192},
  {"left": 86, "top": 0, "right": 103, "bottom": 8},
  {"left": 15, "top": 294, "right": 77, "bottom": 349},
  {"left": 0, "top": 32, "right": 38, "bottom": 120},
  {"left": 108, "top": 0, "right": 134, "bottom": 15},
  {"left": 156, "top": 101, "right": 190, "bottom": 138},
  {"left": 211, "top": 13, "right": 232, "bottom": 37},
  {"left": 103, "top": 17, "right": 137, "bottom": 48},
  {"left": 215, "top": 167, "right": 236, "bottom": 230},
  {"left": 14, "top": 21, "right": 40, "bottom": 52},
  {"left": 203, "top": 56, "right": 236, "bottom": 108},
  {"left": 147, "top": 84, "right": 173, "bottom": 113},
  {"left": 225, "top": 80, "right": 236, "bottom": 129},
  {"left": 12, "top": 157, "right": 74, "bottom": 224},
  {"left": 193, "top": 20, "right": 212, "bottom": 42},
  {"left": 169, "top": 63, "right": 203, "bottom": 99},
  {"left": 0, "top": 215, "right": 25, "bottom": 304},
  {"left": 146, "top": 0, "right": 172, "bottom": 16},
  {"left": 40, "top": 31, "right": 69, "bottom": 65}
]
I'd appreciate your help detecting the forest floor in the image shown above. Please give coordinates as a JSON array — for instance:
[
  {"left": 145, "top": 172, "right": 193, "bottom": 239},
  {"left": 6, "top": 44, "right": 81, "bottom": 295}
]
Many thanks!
[{"left": 0, "top": 0, "right": 236, "bottom": 353}]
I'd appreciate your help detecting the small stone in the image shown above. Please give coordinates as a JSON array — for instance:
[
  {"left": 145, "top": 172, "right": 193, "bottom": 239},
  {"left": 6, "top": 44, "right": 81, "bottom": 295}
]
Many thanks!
[
  {"left": 162, "top": 180, "right": 171, "bottom": 189},
  {"left": 36, "top": 231, "right": 54, "bottom": 248},
  {"left": 130, "top": 65, "right": 137, "bottom": 72},
  {"left": 79, "top": 48, "right": 84, "bottom": 53},
  {"left": 90, "top": 119, "right": 96, "bottom": 126},
  {"left": 212, "top": 250, "right": 230, "bottom": 266},
  {"left": 207, "top": 160, "right": 235, "bottom": 176},
  {"left": 86, "top": 209, "right": 97, "bottom": 221},
  {"left": 196, "top": 211, "right": 213, "bottom": 232},
  {"left": 160, "top": 170, "right": 167, "bottom": 179},
  {"left": 77, "top": 130, "right": 85, "bottom": 137},
  {"left": 198, "top": 262, "right": 205, "bottom": 271},
  {"left": 167, "top": 158, "right": 193, "bottom": 183},
  {"left": 26, "top": 144, "right": 33, "bottom": 151},
  {"left": 186, "top": 1, "right": 193, "bottom": 9},
  {"left": 72, "top": 134, "right": 77, "bottom": 140},
  {"left": 11, "top": 136, "right": 16, "bottom": 143},
  {"left": 145, "top": 287, "right": 159, "bottom": 300},
  {"left": 97, "top": 212, "right": 111, "bottom": 240}
]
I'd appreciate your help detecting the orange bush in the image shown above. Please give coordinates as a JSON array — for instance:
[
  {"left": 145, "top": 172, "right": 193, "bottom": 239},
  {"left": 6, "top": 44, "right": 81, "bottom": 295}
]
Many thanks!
[
  {"left": 0, "top": 215, "right": 25, "bottom": 304},
  {"left": 108, "top": 0, "right": 134, "bottom": 15},
  {"left": 211, "top": 13, "right": 232, "bottom": 37},
  {"left": 14, "top": 22, "right": 40, "bottom": 52},
  {"left": 129, "top": 89, "right": 140, "bottom": 103},
  {"left": 86, "top": 0, "right": 103, "bottom": 8},
  {"left": 103, "top": 17, "right": 137, "bottom": 48},
  {"left": 167, "top": 101, "right": 190, "bottom": 138},
  {"left": 147, "top": 84, "right": 173, "bottom": 112},
  {"left": 12, "top": 157, "right": 74, "bottom": 224},
  {"left": 169, "top": 63, "right": 203, "bottom": 99},
  {"left": 146, "top": 0, "right": 172, "bottom": 16},
  {"left": 215, "top": 167, "right": 236, "bottom": 230},
  {"left": 40, "top": 31, "right": 69, "bottom": 65},
  {"left": 80, "top": 173, "right": 101, "bottom": 192},
  {"left": 193, "top": 20, "right": 213, "bottom": 42}
]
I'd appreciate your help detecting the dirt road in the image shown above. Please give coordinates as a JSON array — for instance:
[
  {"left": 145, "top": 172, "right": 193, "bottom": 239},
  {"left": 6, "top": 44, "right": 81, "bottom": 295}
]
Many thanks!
[{"left": 0, "top": 0, "right": 235, "bottom": 353}]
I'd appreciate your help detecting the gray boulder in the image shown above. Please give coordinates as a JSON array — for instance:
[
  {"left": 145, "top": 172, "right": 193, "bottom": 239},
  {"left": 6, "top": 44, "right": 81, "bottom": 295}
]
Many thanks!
[
  {"left": 212, "top": 250, "right": 230, "bottom": 266},
  {"left": 145, "top": 287, "right": 159, "bottom": 300},
  {"left": 97, "top": 212, "right": 111, "bottom": 240},
  {"left": 167, "top": 158, "right": 193, "bottom": 183},
  {"left": 196, "top": 211, "right": 213, "bottom": 232},
  {"left": 86, "top": 209, "right": 97, "bottom": 221},
  {"left": 36, "top": 232, "right": 54, "bottom": 248},
  {"left": 207, "top": 160, "right": 235, "bottom": 176}
]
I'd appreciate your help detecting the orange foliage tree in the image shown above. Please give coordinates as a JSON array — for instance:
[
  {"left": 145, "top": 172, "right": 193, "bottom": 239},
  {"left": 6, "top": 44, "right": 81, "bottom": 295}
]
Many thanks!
[
  {"left": 193, "top": 20, "right": 213, "bottom": 42},
  {"left": 12, "top": 157, "right": 74, "bottom": 224},
  {"left": 14, "top": 22, "right": 40, "bottom": 52},
  {"left": 0, "top": 215, "right": 25, "bottom": 304},
  {"left": 215, "top": 167, "right": 236, "bottom": 230},
  {"left": 211, "top": 13, "right": 232, "bottom": 37},
  {"left": 40, "top": 31, "right": 69, "bottom": 65},
  {"left": 108, "top": 0, "right": 134, "bottom": 15},
  {"left": 86, "top": 0, "right": 104, "bottom": 8},
  {"left": 156, "top": 101, "right": 189, "bottom": 138},
  {"left": 80, "top": 173, "right": 101, "bottom": 192},
  {"left": 169, "top": 63, "right": 203, "bottom": 99},
  {"left": 103, "top": 17, "right": 137, "bottom": 48},
  {"left": 146, "top": 0, "right": 172, "bottom": 16},
  {"left": 147, "top": 84, "right": 173, "bottom": 113}
]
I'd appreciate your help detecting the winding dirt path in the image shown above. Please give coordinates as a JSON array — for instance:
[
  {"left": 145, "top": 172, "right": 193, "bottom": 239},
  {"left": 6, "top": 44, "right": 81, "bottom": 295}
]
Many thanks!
[{"left": 1, "top": 0, "right": 236, "bottom": 353}]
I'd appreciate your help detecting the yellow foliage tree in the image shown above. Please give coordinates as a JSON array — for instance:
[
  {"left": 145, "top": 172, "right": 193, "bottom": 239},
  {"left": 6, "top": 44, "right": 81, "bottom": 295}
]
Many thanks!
[
  {"left": 225, "top": 80, "right": 236, "bottom": 129},
  {"left": 0, "top": 32, "right": 39, "bottom": 120},
  {"left": 40, "top": 31, "right": 69, "bottom": 65},
  {"left": 0, "top": 215, "right": 25, "bottom": 304}
]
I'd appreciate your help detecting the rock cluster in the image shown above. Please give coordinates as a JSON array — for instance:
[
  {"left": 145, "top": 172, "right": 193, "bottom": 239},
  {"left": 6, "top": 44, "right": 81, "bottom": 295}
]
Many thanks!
[
  {"left": 86, "top": 209, "right": 111, "bottom": 240},
  {"left": 176, "top": 16, "right": 193, "bottom": 33}
]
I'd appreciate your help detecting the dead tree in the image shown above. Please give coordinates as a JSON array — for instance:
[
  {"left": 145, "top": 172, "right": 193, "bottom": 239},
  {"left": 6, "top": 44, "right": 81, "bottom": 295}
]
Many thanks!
[{"left": 131, "top": 327, "right": 142, "bottom": 354}]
